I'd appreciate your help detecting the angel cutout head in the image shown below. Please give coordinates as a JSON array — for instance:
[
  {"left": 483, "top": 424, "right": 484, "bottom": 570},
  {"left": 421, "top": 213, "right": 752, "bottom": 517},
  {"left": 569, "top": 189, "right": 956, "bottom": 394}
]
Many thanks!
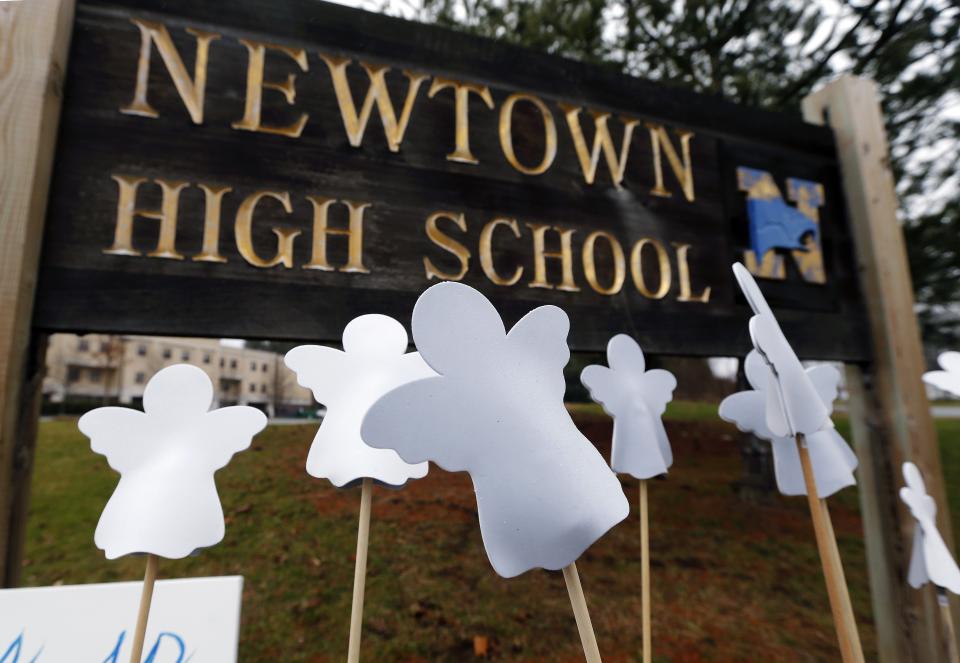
[
  {"left": 285, "top": 314, "right": 434, "bottom": 488},
  {"left": 78, "top": 364, "right": 267, "bottom": 560},
  {"left": 923, "top": 352, "right": 960, "bottom": 398},
  {"left": 361, "top": 282, "right": 629, "bottom": 578},
  {"left": 900, "top": 462, "right": 960, "bottom": 593},
  {"left": 732, "top": 262, "right": 829, "bottom": 437},
  {"left": 719, "top": 351, "right": 858, "bottom": 497},
  {"left": 580, "top": 334, "right": 677, "bottom": 479}
]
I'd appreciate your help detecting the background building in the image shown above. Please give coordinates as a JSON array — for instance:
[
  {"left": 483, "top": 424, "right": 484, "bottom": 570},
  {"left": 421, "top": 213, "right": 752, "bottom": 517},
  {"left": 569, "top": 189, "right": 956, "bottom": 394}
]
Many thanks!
[{"left": 43, "top": 334, "right": 314, "bottom": 416}]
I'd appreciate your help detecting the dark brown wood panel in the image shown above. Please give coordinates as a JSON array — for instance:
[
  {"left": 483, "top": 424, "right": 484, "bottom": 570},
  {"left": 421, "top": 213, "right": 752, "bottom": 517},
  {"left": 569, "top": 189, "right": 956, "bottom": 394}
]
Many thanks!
[{"left": 33, "top": 0, "right": 871, "bottom": 360}]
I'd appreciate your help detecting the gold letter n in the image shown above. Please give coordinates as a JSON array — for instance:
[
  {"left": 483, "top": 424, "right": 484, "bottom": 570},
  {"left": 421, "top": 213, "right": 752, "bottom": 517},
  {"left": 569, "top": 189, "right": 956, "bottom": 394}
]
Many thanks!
[{"left": 120, "top": 19, "right": 220, "bottom": 124}]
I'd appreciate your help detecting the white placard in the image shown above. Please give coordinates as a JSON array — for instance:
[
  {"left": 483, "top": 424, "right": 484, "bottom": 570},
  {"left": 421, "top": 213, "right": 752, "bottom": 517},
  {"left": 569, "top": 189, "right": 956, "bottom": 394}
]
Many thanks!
[{"left": 0, "top": 576, "right": 243, "bottom": 662}]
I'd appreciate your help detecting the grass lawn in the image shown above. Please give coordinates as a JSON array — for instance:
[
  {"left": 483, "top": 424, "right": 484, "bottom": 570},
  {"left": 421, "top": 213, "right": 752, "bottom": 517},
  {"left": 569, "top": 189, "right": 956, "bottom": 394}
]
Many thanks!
[{"left": 21, "top": 403, "right": 959, "bottom": 661}]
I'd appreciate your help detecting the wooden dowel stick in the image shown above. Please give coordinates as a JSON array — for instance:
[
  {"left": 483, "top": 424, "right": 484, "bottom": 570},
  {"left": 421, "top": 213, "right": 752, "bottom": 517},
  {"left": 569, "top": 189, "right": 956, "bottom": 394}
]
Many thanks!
[
  {"left": 938, "top": 588, "right": 960, "bottom": 663},
  {"left": 562, "top": 562, "right": 602, "bottom": 663},
  {"left": 348, "top": 477, "right": 373, "bottom": 663},
  {"left": 129, "top": 554, "right": 159, "bottom": 663},
  {"left": 639, "top": 480, "right": 651, "bottom": 663},
  {"left": 796, "top": 434, "right": 864, "bottom": 663}
]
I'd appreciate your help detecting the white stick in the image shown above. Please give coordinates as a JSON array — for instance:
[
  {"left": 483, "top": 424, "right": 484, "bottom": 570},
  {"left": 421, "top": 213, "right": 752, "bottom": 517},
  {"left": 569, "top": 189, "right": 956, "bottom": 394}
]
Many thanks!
[
  {"left": 640, "top": 480, "right": 651, "bottom": 663},
  {"left": 129, "top": 554, "right": 159, "bottom": 663},
  {"left": 562, "top": 562, "right": 602, "bottom": 663},
  {"left": 347, "top": 478, "right": 373, "bottom": 663}
]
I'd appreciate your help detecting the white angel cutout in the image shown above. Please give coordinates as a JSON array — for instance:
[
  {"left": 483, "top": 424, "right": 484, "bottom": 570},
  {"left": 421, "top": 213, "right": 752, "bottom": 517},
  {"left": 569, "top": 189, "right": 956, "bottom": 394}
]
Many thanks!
[
  {"left": 730, "top": 263, "right": 866, "bottom": 661},
  {"left": 720, "top": 350, "right": 858, "bottom": 497},
  {"left": 901, "top": 462, "right": 960, "bottom": 593},
  {"left": 361, "top": 282, "right": 629, "bottom": 578},
  {"left": 923, "top": 352, "right": 960, "bottom": 398},
  {"left": 285, "top": 314, "right": 433, "bottom": 487},
  {"left": 580, "top": 334, "right": 677, "bottom": 479},
  {"left": 78, "top": 364, "right": 267, "bottom": 559},
  {"left": 733, "top": 263, "right": 831, "bottom": 437}
]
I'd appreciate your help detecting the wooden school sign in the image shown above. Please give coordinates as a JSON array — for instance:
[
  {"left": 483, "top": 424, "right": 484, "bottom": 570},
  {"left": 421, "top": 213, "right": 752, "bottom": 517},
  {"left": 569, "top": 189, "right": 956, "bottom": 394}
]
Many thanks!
[
  {"left": 29, "top": 0, "right": 870, "bottom": 359},
  {"left": 2, "top": 0, "right": 952, "bottom": 660}
]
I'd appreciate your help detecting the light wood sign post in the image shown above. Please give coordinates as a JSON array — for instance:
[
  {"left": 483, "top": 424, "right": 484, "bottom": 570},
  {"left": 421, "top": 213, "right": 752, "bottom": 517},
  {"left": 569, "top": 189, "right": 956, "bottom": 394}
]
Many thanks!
[{"left": 0, "top": 0, "right": 951, "bottom": 659}]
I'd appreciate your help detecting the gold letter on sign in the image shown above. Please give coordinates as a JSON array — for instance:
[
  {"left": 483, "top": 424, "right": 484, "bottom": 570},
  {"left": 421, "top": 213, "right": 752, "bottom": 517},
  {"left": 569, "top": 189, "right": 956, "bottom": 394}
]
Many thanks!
[
  {"left": 630, "top": 238, "right": 671, "bottom": 299},
  {"left": 232, "top": 40, "right": 309, "bottom": 138},
  {"left": 423, "top": 211, "right": 471, "bottom": 281},
  {"left": 498, "top": 93, "right": 557, "bottom": 175},
  {"left": 104, "top": 175, "right": 189, "bottom": 259},
  {"left": 673, "top": 243, "right": 711, "bottom": 302},
  {"left": 120, "top": 19, "right": 220, "bottom": 124},
  {"left": 428, "top": 78, "right": 494, "bottom": 164},
  {"left": 479, "top": 217, "right": 523, "bottom": 286},
  {"left": 560, "top": 105, "right": 639, "bottom": 189},
  {"left": 583, "top": 231, "right": 626, "bottom": 295},
  {"left": 646, "top": 123, "right": 695, "bottom": 202},
  {"left": 320, "top": 55, "right": 428, "bottom": 152},
  {"left": 192, "top": 184, "right": 232, "bottom": 263},
  {"left": 235, "top": 191, "right": 301, "bottom": 268},
  {"left": 526, "top": 223, "right": 579, "bottom": 292},
  {"left": 303, "top": 197, "right": 370, "bottom": 273}
]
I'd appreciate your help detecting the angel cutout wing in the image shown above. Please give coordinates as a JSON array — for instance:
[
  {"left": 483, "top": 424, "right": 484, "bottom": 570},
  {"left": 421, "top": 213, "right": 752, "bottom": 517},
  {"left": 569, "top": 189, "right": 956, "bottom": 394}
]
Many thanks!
[
  {"left": 506, "top": 304, "right": 571, "bottom": 405},
  {"left": 581, "top": 334, "right": 676, "bottom": 479},
  {"left": 78, "top": 364, "right": 266, "bottom": 559},
  {"left": 923, "top": 351, "right": 960, "bottom": 397},
  {"left": 78, "top": 407, "right": 148, "bottom": 474},
  {"left": 719, "top": 350, "right": 857, "bottom": 498},
  {"left": 199, "top": 406, "right": 270, "bottom": 470},
  {"left": 363, "top": 281, "right": 628, "bottom": 578},
  {"left": 285, "top": 314, "right": 432, "bottom": 487},
  {"left": 733, "top": 263, "right": 829, "bottom": 437},
  {"left": 900, "top": 462, "right": 960, "bottom": 593},
  {"left": 285, "top": 344, "right": 349, "bottom": 405}
]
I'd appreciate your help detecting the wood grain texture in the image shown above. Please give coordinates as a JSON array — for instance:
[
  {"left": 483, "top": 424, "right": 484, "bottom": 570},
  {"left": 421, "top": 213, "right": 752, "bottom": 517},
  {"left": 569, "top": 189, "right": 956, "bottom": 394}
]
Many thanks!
[
  {"left": 30, "top": 0, "right": 869, "bottom": 360},
  {"left": 0, "top": 0, "right": 75, "bottom": 587},
  {"left": 804, "top": 75, "right": 951, "bottom": 662}
]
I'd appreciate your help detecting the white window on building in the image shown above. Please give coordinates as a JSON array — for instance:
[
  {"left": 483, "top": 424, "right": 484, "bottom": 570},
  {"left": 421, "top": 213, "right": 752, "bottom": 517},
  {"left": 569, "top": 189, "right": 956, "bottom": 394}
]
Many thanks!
[
  {"left": 250, "top": 361, "right": 256, "bottom": 371},
  {"left": 77, "top": 339, "right": 89, "bottom": 352},
  {"left": 181, "top": 350, "right": 190, "bottom": 361},
  {"left": 135, "top": 372, "right": 146, "bottom": 385},
  {"left": 262, "top": 363, "right": 268, "bottom": 372},
  {"left": 261, "top": 383, "right": 267, "bottom": 393},
  {"left": 249, "top": 383, "right": 256, "bottom": 393},
  {"left": 137, "top": 345, "right": 147, "bottom": 356},
  {"left": 89, "top": 368, "right": 101, "bottom": 383},
  {"left": 162, "top": 348, "right": 172, "bottom": 359},
  {"left": 203, "top": 354, "right": 211, "bottom": 364}
]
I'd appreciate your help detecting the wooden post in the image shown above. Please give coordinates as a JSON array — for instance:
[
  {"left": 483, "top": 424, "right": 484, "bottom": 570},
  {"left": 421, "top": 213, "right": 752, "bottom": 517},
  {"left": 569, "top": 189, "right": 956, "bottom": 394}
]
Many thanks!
[
  {"left": 0, "top": 0, "right": 76, "bottom": 588},
  {"left": 348, "top": 478, "right": 373, "bottom": 663},
  {"left": 797, "top": 436, "right": 864, "bottom": 663},
  {"left": 803, "top": 75, "right": 954, "bottom": 662},
  {"left": 129, "top": 554, "right": 159, "bottom": 663},
  {"left": 939, "top": 588, "right": 960, "bottom": 663},
  {"left": 562, "top": 562, "right": 602, "bottom": 663},
  {"left": 639, "top": 480, "right": 651, "bottom": 663}
]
